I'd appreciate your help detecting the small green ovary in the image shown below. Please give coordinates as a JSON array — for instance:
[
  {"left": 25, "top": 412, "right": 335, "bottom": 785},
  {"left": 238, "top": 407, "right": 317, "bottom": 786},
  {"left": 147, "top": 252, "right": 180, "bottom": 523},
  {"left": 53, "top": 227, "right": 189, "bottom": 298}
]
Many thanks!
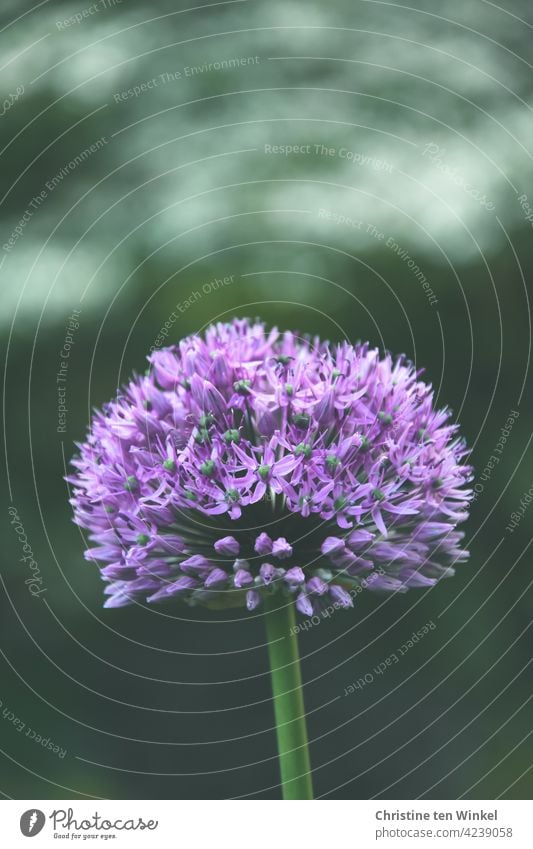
[{"left": 200, "top": 460, "right": 216, "bottom": 477}]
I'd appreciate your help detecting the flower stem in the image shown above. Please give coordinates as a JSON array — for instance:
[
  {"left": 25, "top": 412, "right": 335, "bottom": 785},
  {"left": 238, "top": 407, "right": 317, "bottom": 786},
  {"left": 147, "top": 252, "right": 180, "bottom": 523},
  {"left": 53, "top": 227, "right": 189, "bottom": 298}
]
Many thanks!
[{"left": 264, "top": 596, "right": 314, "bottom": 800}]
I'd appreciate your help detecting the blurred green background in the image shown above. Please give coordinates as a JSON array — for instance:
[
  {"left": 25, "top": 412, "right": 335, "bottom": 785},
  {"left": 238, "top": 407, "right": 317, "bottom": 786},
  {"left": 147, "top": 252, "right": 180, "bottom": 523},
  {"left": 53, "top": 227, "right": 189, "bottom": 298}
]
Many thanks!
[{"left": 1, "top": 0, "right": 532, "bottom": 800}]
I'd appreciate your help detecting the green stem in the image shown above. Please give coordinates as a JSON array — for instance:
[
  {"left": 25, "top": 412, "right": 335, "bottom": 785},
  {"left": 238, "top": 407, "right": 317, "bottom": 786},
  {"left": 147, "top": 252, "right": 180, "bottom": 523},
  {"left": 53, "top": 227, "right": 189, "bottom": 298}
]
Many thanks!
[{"left": 264, "top": 596, "right": 314, "bottom": 800}]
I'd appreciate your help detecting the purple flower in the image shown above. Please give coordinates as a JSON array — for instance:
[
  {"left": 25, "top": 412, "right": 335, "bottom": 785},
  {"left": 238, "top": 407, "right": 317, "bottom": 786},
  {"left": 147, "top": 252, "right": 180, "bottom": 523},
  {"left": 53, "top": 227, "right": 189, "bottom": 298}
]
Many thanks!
[
  {"left": 246, "top": 590, "right": 261, "bottom": 611},
  {"left": 321, "top": 537, "right": 345, "bottom": 556},
  {"left": 234, "top": 568, "right": 253, "bottom": 588},
  {"left": 272, "top": 537, "right": 293, "bottom": 560},
  {"left": 255, "top": 533, "right": 273, "bottom": 555},
  {"left": 284, "top": 567, "right": 306, "bottom": 586},
  {"left": 330, "top": 585, "right": 354, "bottom": 609},
  {"left": 204, "top": 568, "right": 228, "bottom": 588},
  {"left": 214, "top": 536, "right": 240, "bottom": 557},
  {"left": 307, "top": 576, "right": 329, "bottom": 596},
  {"left": 296, "top": 593, "right": 314, "bottom": 617},
  {"left": 259, "top": 563, "right": 277, "bottom": 584},
  {"left": 69, "top": 319, "right": 473, "bottom": 615}
]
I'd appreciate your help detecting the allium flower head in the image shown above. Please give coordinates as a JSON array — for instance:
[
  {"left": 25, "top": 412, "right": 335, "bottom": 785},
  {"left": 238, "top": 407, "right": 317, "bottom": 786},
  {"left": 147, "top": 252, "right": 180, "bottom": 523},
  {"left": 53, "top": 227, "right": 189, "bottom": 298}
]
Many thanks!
[{"left": 69, "top": 319, "right": 473, "bottom": 614}]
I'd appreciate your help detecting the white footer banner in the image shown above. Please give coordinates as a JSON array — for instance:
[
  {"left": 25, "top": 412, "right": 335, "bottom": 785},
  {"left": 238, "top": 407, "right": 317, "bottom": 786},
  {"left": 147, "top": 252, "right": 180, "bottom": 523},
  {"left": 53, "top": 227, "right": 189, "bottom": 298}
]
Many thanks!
[{"left": 0, "top": 800, "right": 530, "bottom": 847}]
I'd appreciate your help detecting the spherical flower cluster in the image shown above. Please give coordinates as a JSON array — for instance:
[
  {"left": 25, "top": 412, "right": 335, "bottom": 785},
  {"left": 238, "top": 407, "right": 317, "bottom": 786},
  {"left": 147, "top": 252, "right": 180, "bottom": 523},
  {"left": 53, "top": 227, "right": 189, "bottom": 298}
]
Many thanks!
[{"left": 68, "top": 319, "right": 473, "bottom": 615}]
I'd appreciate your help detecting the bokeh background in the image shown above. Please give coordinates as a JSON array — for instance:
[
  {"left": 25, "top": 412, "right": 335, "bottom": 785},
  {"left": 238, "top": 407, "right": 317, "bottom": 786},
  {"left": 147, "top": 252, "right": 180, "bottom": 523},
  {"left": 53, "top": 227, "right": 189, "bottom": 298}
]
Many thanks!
[{"left": 1, "top": 0, "right": 532, "bottom": 800}]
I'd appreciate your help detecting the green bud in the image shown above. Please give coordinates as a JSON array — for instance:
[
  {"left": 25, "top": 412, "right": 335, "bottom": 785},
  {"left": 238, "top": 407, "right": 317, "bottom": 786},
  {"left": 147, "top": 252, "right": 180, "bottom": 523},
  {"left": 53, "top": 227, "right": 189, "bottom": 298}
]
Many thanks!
[
  {"left": 372, "top": 488, "right": 385, "bottom": 502},
  {"left": 136, "top": 533, "right": 149, "bottom": 545},
  {"left": 378, "top": 412, "right": 393, "bottom": 425},
  {"left": 295, "top": 442, "right": 312, "bottom": 458},
  {"left": 258, "top": 464, "right": 271, "bottom": 480},
  {"left": 285, "top": 383, "right": 294, "bottom": 396},
  {"left": 194, "top": 428, "right": 210, "bottom": 444},
  {"left": 199, "top": 413, "right": 214, "bottom": 428},
  {"left": 200, "top": 460, "right": 216, "bottom": 477},
  {"left": 163, "top": 459, "right": 175, "bottom": 471},
  {"left": 124, "top": 476, "right": 139, "bottom": 492},
  {"left": 293, "top": 413, "right": 310, "bottom": 428},
  {"left": 233, "top": 379, "right": 251, "bottom": 394},
  {"left": 223, "top": 429, "right": 240, "bottom": 444},
  {"left": 326, "top": 454, "right": 341, "bottom": 471}
]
